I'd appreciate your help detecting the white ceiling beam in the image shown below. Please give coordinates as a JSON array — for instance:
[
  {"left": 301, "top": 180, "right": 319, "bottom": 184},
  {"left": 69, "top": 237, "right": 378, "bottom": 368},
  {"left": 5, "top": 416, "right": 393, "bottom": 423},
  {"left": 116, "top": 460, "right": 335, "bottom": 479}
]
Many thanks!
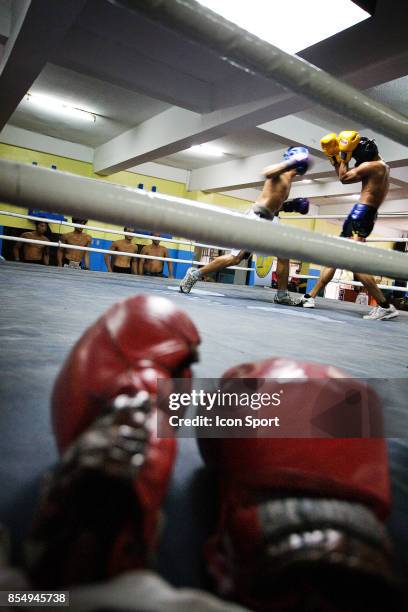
[
  {"left": 93, "top": 93, "right": 305, "bottom": 175},
  {"left": 389, "top": 167, "right": 408, "bottom": 186},
  {"left": 92, "top": 0, "right": 408, "bottom": 177},
  {"left": 0, "top": 124, "right": 93, "bottom": 162},
  {"left": 259, "top": 117, "right": 408, "bottom": 164},
  {"left": 0, "top": 0, "right": 87, "bottom": 130},
  {"left": 258, "top": 116, "right": 332, "bottom": 154},
  {"left": 0, "top": 124, "right": 189, "bottom": 184},
  {"left": 189, "top": 127, "right": 408, "bottom": 193},
  {"left": 94, "top": 72, "right": 408, "bottom": 178},
  {"left": 188, "top": 149, "right": 331, "bottom": 192}
]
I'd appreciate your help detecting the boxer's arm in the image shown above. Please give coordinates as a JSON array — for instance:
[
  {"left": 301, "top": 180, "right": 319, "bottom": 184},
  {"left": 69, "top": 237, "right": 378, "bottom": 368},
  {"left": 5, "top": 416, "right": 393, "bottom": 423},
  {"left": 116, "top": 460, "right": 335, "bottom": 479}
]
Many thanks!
[
  {"left": 43, "top": 246, "right": 50, "bottom": 266},
  {"left": 339, "top": 161, "right": 372, "bottom": 184},
  {"left": 262, "top": 161, "right": 296, "bottom": 179}
]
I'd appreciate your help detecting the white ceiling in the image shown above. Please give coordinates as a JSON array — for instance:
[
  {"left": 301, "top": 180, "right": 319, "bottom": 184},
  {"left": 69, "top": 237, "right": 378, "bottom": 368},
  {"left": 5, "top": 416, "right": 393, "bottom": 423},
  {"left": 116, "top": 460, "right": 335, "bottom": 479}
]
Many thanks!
[
  {"left": 0, "top": 0, "right": 407, "bottom": 234},
  {"left": 10, "top": 63, "right": 169, "bottom": 146}
]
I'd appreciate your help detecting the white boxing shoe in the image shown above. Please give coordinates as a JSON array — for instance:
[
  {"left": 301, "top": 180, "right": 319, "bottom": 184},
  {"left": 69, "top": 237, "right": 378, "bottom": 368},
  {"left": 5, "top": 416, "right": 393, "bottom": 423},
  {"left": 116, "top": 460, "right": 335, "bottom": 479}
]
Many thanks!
[
  {"left": 179, "top": 267, "right": 200, "bottom": 294},
  {"left": 302, "top": 296, "right": 316, "bottom": 308},
  {"left": 363, "top": 304, "right": 398, "bottom": 321}
]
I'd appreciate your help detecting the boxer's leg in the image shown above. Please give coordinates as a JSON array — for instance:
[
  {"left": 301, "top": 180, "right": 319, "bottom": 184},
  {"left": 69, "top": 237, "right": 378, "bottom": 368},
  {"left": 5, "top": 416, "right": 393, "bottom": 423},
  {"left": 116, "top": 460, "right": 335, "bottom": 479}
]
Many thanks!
[
  {"left": 180, "top": 250, "right": 247, "bottom": 294},
  {"left": 274, "top": 258, "right": 302, "bottom": 306},
  {"left": 303, "top": 266, "right": 336, "bottom": 308},
  {"left": 350, "top": 234, "right": 398, "bottom": 320}
]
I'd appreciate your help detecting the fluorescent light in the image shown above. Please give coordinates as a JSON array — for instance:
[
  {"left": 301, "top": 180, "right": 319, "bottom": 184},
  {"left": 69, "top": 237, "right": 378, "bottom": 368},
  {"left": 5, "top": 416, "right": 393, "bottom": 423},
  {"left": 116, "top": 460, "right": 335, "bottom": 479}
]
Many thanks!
[
  {"left": 26, "top": 93, "right": 96, "bottom": 122},
  {"left": 187, "top": 144, "right": 225, "bottom": 157},
  {"left": 196, "top": 0, "right": 369, "bottom": 54}
]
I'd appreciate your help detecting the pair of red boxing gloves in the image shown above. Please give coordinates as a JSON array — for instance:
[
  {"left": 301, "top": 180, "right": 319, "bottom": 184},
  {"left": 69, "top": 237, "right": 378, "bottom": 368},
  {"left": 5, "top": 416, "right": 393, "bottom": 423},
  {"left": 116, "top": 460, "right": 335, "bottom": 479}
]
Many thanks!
[{"left": 27, "top": 295, "right": 400, "bottom": 610}]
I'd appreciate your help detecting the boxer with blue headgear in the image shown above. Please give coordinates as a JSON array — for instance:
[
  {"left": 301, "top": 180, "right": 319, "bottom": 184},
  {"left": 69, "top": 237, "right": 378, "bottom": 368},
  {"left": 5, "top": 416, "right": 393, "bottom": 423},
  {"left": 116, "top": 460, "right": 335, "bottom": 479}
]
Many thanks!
[{"left": 180, "top": 148, "right": 311, "bottom": 306}]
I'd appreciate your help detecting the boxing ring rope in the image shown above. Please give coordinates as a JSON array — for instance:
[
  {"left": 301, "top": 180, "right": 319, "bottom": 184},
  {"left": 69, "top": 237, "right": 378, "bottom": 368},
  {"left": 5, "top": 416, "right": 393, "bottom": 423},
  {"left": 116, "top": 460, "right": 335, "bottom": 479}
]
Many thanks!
[
  {"left": 4, "top": 207, "right": 408, "bottom": 227},
  {"left": 1, "top": 235, "right": 254, "bottom": 272},
  {"left": 126, "top": 0, "right": 408, "bottom": 146},
  {"left": 4, "top": 235, "right": 407, "bottom": 293},
  {"left": 0, "top": 209, "right": 256, "bottom": 253},
  {"left": 0, "top": 209, "right": 236, "bottom": 251},
  {"left": 0, "top": 160, "right": 407, "bottom": 280}
]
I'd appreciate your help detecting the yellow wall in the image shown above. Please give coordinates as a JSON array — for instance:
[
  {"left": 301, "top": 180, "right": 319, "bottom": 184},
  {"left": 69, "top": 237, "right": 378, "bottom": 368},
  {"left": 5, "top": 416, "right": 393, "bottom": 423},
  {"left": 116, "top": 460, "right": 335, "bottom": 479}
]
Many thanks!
[
  {"left": 0, "top": 144, "right": 254, "bottom": 252},
  {"left": 0, "top": 144, "right": 187, "bottom": 248}
]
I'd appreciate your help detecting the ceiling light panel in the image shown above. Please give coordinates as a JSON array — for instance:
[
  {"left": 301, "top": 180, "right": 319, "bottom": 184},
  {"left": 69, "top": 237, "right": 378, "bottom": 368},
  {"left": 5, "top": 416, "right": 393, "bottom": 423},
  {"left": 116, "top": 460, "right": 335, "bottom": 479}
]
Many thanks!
[
  {"left": 196, "top": 0, "right": 369, "bottom": 54},
  {"left": 26, "top": 93, "right": 96, "bottom": 123}
]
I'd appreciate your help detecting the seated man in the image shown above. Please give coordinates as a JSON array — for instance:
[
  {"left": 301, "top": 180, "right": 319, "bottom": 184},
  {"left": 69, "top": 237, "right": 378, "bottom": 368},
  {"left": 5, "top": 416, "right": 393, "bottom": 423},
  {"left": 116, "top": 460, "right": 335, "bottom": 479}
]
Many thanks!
[
  {"left": 139, "top": 234, "right": 173, "bottom": 278},
  {"left": 13, "top": 220, "right": 50, "bottom": 265},
  {"left": 179, "top": 147, "right": 310, "bottom": 305},
  {"left": 105, "top": 227, "right": 138, "bottom": 274},
  {"left": 57, "top": 218, "right": 92, "bottom": 270}
]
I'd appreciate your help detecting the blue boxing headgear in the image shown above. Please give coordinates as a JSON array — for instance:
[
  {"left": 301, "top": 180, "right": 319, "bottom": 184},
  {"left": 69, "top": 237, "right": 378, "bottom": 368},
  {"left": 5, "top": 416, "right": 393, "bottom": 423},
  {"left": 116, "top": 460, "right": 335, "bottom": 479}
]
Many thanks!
[
  {"left": 284, "top": 146, "right": 308, "bottom": 162},
  {"left": 284, "top": 146, "right": 309, "bottom": 176}
]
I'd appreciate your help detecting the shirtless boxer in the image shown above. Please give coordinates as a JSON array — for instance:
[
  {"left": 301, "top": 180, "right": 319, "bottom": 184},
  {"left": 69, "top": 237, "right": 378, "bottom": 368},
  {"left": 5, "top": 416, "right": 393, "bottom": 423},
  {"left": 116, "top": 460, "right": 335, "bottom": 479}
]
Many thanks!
[
  {"left": 179, "top": 147, "right": 310, "bottom": 304},
  {"left": 57, "top": 218, "right": 92, "bottom": 270},
  {"left": 13, "top": 221, "right": 50, "bottom": 265},
  {"left": 139, "top": 234, "right": 173, "bottom": 278},
  {"left": 303, "top": 131, "right": 398, "bottom": 320},
  {"left": 105, "top": 227, "right": 138, "bottom": 274}
]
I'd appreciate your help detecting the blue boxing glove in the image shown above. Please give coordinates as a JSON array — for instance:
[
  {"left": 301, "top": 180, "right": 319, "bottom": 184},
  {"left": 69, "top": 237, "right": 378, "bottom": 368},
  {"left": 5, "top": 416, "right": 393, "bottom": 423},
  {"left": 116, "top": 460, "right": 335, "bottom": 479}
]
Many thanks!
[
  {"left": 283, "top": 146, "right": 310, "bottom": 176},
  {"left": 282, "top": 197, "right": 310, "bottom": 214}
]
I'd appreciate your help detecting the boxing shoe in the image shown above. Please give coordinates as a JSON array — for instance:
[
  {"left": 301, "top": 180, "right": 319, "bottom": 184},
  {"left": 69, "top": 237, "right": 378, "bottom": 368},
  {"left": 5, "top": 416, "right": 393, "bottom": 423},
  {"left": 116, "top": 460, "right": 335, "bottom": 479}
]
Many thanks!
[
  {"left": 273, "top": 293, "right": 304, "bottom": 306},
  {"left": 199, "top": 358, "right": 400, "bottom": 611},
  {"left": 179, "top": 267, "right": 201, "bottom": 294},
  {"left": 363, "top": 304, "right": 398, "bottom": 321},
  {"left": 27, "top": 295, "right": 200, "bottom": 587},
  {"left": 301, "top": 295, "right": 316, "bottom": 308}
]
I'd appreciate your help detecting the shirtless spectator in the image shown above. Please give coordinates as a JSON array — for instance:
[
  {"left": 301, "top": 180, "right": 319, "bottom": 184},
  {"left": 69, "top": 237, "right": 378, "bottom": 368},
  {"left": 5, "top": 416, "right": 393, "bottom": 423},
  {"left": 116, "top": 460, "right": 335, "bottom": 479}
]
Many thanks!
[
  {"left": 104, "top": 227, "right": 138, "bottom": 274},
  {"left": 57, "top": 218, "right": 92, "bottom": 269},
  {"left": 13, "top": 221, "right": 50, "bottom": 265},
  {"left": 139, "top": 234, "right": 173, "bottom": 278}
]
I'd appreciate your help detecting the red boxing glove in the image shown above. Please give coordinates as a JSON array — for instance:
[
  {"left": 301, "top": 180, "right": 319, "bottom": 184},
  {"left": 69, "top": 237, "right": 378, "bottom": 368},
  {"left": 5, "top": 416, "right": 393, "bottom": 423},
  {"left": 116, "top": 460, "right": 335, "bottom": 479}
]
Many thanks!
[
  {"left": 52, "top": 294, "right": 200, "bottom": 452},
  {"left": 200, "top": 358, "right": 397, "bottom": 611},
  {"left": 28, "top": 295, "right": 200, "bottom": 587}
]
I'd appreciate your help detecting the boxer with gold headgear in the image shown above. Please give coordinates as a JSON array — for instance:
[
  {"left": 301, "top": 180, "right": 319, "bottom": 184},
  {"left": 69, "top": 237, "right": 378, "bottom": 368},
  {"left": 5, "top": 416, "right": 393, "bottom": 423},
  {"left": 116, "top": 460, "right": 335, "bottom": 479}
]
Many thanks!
[{"left": 302, "top": 131, "right": 398, "bottom": 321}]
